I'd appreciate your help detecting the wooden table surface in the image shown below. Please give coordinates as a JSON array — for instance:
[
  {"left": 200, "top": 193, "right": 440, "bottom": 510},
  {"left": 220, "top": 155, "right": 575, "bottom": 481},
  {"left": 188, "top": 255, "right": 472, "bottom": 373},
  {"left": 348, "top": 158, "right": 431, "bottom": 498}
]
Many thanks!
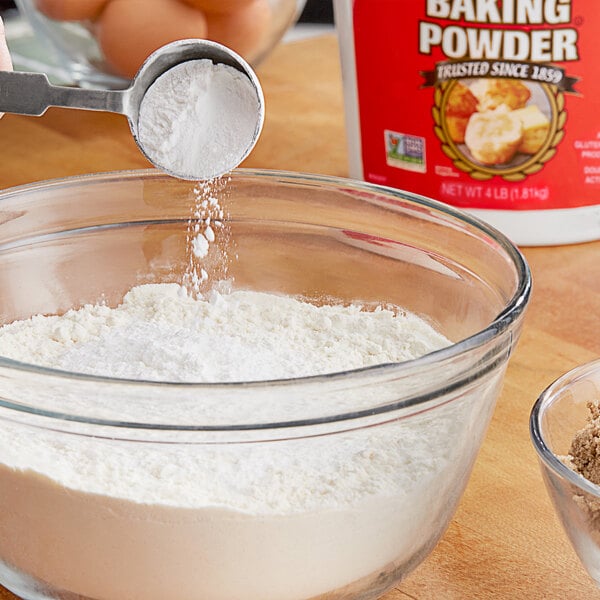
[{"left": 0, "top": 34, "right": 599, "bottom": 599}]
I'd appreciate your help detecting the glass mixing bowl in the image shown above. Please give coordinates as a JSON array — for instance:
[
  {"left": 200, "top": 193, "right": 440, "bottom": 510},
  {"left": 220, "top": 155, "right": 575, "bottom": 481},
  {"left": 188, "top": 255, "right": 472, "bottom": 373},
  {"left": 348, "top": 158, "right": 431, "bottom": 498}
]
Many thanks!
[
  {"left": 14, "top": 0, "right": 306, "bottom": 88},
  {"left": 0, "top": 169, "right": 530, "bottom": 600},
  {"left": 531, "top": 359, "right": 600, "bottom": 588}
]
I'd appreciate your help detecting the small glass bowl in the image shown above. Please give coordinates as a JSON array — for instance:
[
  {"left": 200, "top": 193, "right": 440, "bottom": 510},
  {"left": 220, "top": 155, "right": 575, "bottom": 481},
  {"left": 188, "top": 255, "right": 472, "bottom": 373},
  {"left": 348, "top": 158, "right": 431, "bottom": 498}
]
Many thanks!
[
  {"left": 531, "top": 358, "right": 600, "bottom": 587},
  {"left": 14, "top": 0, "right": 306, "bottom": 88},
  {"left": 0, "top": 169, "right": 530, "bottom": 600}
]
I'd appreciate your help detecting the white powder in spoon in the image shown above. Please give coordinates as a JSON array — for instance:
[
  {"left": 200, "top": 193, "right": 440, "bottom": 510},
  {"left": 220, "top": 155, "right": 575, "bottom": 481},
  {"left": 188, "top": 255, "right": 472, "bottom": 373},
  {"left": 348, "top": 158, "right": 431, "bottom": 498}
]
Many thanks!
[
  {"left": 137, "top": 59, "right": 261, "bottom": 180},
  {"left": 0, "top": 284, "right": 483, "bottom": 600}
]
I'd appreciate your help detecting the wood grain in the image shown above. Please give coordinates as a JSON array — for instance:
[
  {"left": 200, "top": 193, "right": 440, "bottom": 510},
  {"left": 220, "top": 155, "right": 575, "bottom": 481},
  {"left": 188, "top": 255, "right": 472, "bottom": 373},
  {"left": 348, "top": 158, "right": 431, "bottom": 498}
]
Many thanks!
[{"left": 0, "top": 34, "right": 598, "bottom": 598}]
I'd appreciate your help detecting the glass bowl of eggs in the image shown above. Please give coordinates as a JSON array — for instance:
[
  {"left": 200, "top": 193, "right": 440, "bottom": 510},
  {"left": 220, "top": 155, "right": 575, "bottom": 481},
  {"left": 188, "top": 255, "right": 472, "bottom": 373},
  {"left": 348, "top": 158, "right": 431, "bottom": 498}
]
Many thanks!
[{"left": 14, "top": 0, "right": 306, "bottom": 88}]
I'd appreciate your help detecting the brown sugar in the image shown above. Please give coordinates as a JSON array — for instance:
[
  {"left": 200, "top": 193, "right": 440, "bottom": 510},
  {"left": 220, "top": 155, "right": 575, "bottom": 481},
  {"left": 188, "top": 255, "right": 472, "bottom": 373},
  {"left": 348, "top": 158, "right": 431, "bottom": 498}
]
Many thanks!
[
  {"left": 566, "top": 402, "right": 600, "bottom": 530},
  {"left": 569, "top": 402, "right": 600, "bottom": 486}
]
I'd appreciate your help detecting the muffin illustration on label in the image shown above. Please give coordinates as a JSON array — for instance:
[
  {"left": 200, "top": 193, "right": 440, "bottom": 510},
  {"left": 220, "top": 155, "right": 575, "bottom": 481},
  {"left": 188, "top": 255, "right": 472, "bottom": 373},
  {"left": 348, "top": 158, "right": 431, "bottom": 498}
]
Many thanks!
[{"left": 435, "top": 76, "right": 562, "bottom": 182}]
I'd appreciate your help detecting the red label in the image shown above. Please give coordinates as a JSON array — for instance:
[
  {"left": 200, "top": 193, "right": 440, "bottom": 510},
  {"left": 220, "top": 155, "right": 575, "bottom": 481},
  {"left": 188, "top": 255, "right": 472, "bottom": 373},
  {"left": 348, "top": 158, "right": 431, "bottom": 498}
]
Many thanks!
[{"left": 351, "top": 0, "right": 599, "bottom": 210}]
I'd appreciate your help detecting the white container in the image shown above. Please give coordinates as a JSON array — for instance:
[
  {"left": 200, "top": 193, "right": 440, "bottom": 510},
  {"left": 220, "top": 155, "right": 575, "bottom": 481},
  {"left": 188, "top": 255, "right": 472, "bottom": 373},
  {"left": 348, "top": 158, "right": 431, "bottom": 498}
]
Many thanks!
[{"left": 334, "top": 0, "right": 600, "bottom": 246}]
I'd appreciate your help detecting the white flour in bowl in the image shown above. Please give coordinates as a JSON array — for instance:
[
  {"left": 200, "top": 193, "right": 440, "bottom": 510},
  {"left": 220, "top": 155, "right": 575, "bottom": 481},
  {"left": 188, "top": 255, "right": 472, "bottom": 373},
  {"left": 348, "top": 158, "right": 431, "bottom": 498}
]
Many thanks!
[
  {"left": 0, "top": 285, "right": 476, "bottom": 600},
  {"left": 0, "top": 284, "right": 449, "bottom": 382}
]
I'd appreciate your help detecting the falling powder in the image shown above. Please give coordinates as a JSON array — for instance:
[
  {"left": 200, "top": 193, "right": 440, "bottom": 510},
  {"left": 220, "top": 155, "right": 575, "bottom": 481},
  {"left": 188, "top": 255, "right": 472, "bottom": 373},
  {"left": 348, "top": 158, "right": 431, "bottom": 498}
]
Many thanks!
[{"left": 183, "top": 179, "right": 228, "bottom": 296}]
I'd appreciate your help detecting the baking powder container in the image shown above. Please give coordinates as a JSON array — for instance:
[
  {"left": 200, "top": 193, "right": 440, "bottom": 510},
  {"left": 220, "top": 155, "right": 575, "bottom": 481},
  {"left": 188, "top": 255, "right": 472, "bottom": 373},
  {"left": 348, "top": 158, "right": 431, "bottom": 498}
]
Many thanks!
[{"left": 334, "top": 0, "right": 600, "bottom": 245}]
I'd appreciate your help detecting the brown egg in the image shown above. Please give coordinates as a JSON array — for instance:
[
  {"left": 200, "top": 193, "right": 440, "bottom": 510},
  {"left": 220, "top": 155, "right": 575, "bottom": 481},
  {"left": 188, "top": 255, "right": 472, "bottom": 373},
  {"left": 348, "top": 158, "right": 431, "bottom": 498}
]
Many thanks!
[
  {"left": 34, "top": 0, "right": 111, "bottom": 21},
  {"left": 181, "top": 0, "right": 255, "bottom": 15},
  {"left": 97, "top": 0, "right": 208, "bottom": 78},
  {"left": 205, "top": 0, "right": 271, "bottom": 58}
]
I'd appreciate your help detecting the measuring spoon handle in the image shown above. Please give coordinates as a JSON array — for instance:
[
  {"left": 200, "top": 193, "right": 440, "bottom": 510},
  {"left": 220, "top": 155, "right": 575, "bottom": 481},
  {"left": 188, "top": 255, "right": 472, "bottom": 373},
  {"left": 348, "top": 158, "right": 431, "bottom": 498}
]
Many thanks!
[{"left": 0, "top": 71, "right": 128, "bottom": 116}]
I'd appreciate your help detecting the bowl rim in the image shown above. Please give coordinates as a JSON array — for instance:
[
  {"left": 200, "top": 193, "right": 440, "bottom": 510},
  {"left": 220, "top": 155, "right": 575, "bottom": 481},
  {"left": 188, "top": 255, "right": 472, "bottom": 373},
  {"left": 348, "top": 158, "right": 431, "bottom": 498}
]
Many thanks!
[
  {"left": 0, "top": 168, "right": 532, "bottom": 430},
  {"left": 530, "top": 357, "right": 600, "bottom": 497}
]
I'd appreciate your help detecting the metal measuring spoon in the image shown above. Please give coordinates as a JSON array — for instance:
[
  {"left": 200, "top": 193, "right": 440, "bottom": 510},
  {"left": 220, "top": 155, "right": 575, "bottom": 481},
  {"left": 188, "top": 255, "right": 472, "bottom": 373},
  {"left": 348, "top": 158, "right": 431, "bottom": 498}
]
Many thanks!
[{"left": 0, "top": 39, "right": 265, "bottom": 180}]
